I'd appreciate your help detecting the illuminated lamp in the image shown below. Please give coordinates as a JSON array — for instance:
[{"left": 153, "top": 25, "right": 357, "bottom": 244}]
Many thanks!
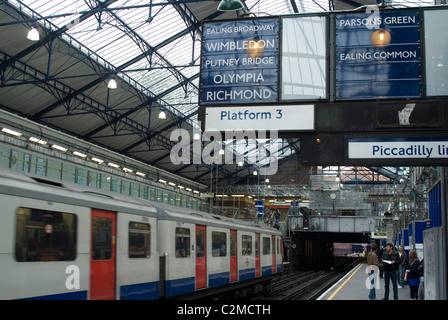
[
  {"left": 246, "top": 36, "right": 265, "bottom": 58},
  {"left": 371, "top": 28, "right": 391, "bottom": 48},
  {"left": 27, "top": 23, "right": 40, "bottom": 41}
]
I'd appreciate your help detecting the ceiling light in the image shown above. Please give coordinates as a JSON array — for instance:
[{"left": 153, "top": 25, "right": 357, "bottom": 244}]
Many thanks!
[
  {"left": 107, "top": 75, "right": 117, "bottom": 89},
  {"left": 136, "top": 172, "right": 146, "bottom": 177},
  {"left": 123, "top": 168, "right": 133, "bottom": 173},
  {"left": 29, "top": 137, "right": 47, "bottom": 145},
  {"left": 73, "top": 151, "right": 87, "bottom": 158},
  {"left": 168, "top": 182, "right": 176, "bottom": 186},
  {"left": 91, "top": 157, "right": 104, "bottom": 164},
  {"left": 158, "top": 110, "right": 166, "bottom": 120},
  {"left": 108, "top": 162, "right": 120, "bottom": 168},
  {"left": 193, "top": 133, "right": 201, "bottom": 140},
  {"left": 158, "top": 179, "right": 167, "bottom": 184},
  {"left": 27, "top": 23, "right": 40, "bottom": 41},
  {"left": 51, "top": 144, "right": 68, "bottom": 152},
  {"left": 217, "top": 0, "right": 244, "bottom": 11},
  {"left": 238, "top": 161, "right": 243, "bottom": 167},
  {"left": 1, "top": 128, "right": 22, "bottom": 137}
]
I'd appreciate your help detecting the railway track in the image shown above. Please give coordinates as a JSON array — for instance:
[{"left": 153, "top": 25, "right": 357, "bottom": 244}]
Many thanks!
[{"left": 267, "top": 259, "right": 361, "bottom": 300}]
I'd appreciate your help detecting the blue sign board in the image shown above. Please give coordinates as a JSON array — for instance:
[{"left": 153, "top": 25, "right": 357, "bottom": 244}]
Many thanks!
[
  {"left": 255, "top": 200, "right": 264, "bottom": 218},
  {"left": 200, "top": 19, "right": 279, "bottom": 105},
  {"left": 336, "top": 10, "right": 421, "bottom": 100}
]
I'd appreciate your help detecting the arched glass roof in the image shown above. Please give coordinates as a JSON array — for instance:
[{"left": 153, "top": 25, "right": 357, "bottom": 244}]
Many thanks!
[{"left": 0, "top": 0, "right": 434, "bottom": 186}]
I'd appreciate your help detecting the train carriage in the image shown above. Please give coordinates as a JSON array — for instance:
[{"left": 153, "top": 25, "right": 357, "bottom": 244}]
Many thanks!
[{"left": 0, "top": 168, "right": 283, "bottom": 300}]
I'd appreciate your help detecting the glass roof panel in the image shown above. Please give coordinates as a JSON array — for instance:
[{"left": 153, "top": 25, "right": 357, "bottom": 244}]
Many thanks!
[{"left": 12, "top": 0, "right": 440, "bottom": 173}]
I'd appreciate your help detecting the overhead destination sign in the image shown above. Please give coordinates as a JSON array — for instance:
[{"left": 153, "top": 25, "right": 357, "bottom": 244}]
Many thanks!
[
  {"left": 200, "top": 18, "right": 279, "bottom": 105},
  {"left": 348, "top": 138, "right": 448, "bottom": 159},
  {"left": 204, "top": 105, "right": 314, "bottom": 131},
  {"left": 336, "top": 10, "right": 421, "bottom": 100}
]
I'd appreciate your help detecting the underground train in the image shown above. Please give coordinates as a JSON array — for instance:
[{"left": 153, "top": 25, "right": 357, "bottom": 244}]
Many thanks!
[{"left": 0, "top": 168, "right": 283, "bottom": 300}]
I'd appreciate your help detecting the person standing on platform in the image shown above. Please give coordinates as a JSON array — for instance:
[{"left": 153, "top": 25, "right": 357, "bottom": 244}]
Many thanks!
[
  {"left": 382, "top": 243, "right": 401, "bottom": 300},
  {"left": 367, "top": 243, "right": 381, "bottom": 300},
  {"left": 398, "top": 245, "right": 408, "bottom": 288},
  {"left": 404, "top": 250, "right": 421, "bottom": 300}
]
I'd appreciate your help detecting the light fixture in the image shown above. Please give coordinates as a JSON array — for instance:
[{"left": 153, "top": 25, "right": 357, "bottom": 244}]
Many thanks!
[
  {"left": 73, "top": 151, "right": 87, "bottom": 158},
  {"left": 51, "top": 144, "right": 68, "bottom": 152},
  {"left": 371, "top": 28, "right": 391, "bottom": 47},
  {"left": 246, "top": 36, "right": 265, "bottom": 58},
  {"left": 136, "top": 172, "right": 146, "bottom": 177},
  {"left": 217, "top": 0, "right": 244, "bottom": 11},
  {"left": 158, "top": 110, "right": 166, "bottom": 120},
  {"left": 193, "top": 133, "right": 201, "bottom": 140},
  {"left": 27, "top": 23, "right": 40, "bottom": 41},
  {"left": 29, "top": 137, "right": 47, "bottom": 145},
  {"left": 1, "top": 128, "right": 22, "bottom": 137},
  {"left": 238, "top": 161, "right": 243, "bottom": 167},
  {"left": 123, "top": 167, "right": 133, "bottom": 173},
  {"left": 168, "top": 182, "right": 176, "bottom": 187},
  {"left": 91, "top": 157, "right": 104, "bottom": 164},
  {"left": 219, "top": 149, "right": 225, "bottom": 155},
  {"left": 107, "top": 75, "right": 117, "bottom": 89},
  {"left": 108, "top": 162, "right": 120, "bottom": 168},
  {"left": 158, "top": 179, "right": 167, "bottom": 184},
  {"left": 253, "top": 170, "right": 258, "bottom": 176}
]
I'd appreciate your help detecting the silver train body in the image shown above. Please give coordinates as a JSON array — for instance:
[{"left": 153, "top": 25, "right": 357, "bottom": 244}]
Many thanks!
[{"left": 0, "top": 168, "right": 283, "bottom": 300}]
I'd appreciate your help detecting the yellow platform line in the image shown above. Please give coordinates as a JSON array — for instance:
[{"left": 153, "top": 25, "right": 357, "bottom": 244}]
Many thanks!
[{"left": 327, "top": 263, "right": 364, "bottom": 300}]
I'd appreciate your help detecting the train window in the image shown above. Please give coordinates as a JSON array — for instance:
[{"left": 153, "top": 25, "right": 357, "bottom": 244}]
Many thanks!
[
  {"left": 196, "top": 228, "right": 205, "bottom": 258},
  {"left": 92, "top": 217, "right": 112, "bottom": 260},
  {"left": 241, "top": 235, "right": 252, "bottom": 256},
  {"left": 129, "top": 222, "right": 150, "bottom": 258},
  {"left": 212, "top": 231, "right": 227, "bottom": 257},
  {"left": 263, "top": 237, "right": 271, "bottom": 255},
  {"left": 15, "top": 207, "right": 77, "bottom": 262},
  {"left": 175, "top": 227, "right": 190, "bottom": 258}
]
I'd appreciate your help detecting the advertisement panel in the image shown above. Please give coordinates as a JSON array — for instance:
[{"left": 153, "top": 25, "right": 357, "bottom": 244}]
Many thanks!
[
  {"left": 336, "top": 10, "right": 421, "bottom": 100},
  {"left": 200, "top": 18, "right": 279, "bottom": 105}
]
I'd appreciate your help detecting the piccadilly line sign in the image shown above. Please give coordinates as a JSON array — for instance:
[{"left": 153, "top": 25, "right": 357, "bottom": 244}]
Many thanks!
[{"left": 348, "top": 138, "right": 448, "bottom": 159}]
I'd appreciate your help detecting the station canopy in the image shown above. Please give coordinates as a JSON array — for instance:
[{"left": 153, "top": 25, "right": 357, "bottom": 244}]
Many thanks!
[{"left": 0, "top": 1, "right": 428, "bottom": 186}]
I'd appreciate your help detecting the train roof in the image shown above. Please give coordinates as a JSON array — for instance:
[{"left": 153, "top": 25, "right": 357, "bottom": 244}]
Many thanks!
[
  {"left": 0, "top": 168, "right": 281, "bottom": 235},
  {"left": 0, "top": 167, "right": 157, "bottom": 217},
  {"left": 148, "top": 200, "right": 281, "bottom": 235}
]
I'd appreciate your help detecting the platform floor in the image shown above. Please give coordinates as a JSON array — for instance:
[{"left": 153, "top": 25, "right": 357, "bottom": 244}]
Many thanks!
[{"left": 318, "top": 263, "right": 413, "bottom": 300}]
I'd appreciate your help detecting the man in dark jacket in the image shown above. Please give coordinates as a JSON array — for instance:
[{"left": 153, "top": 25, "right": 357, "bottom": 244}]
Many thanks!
[{"left": 382, "top": 243, "right": 401, "bottom": 300}]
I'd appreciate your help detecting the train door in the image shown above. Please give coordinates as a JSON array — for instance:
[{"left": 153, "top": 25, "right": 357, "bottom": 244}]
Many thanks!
[
  {"left": 271, "top": 235, "right": 276, "bottom": 273},
  {"left": 90, "top": 209, "right": 116, "bottom": 300},
  {"left": 255, "top": 233, "right": 260, "bottom": 277},
  {"left": 196, "top": 225, "right": 207, "bottom": 289},
  {"left": 230, "top": 230, "right": 237, "bottom": 282}
]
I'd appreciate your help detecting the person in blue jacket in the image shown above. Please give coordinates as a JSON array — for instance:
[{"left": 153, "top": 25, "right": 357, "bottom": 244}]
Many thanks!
[{"left": 404, "top": 250, "right": 421, "bottom": 300}]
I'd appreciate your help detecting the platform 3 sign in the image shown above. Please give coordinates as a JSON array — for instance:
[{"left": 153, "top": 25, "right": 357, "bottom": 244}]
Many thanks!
[
  {"left": 204, "top": 104, "right": 314, "bottom": 132},
  {"left": 200, "top": 18, "right": 279, "bottom": 105},
  {"left": 336, "top": 10, "right": 421, "bottom": 100}
]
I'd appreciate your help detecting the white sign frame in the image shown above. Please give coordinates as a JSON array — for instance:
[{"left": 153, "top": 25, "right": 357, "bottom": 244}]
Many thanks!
[{"left": 204, "top": 104, "right": 314, "bottom": 132}]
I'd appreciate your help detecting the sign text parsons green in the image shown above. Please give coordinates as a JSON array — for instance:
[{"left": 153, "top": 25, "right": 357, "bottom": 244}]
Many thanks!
[{"left": 336, "top": 10, "right": 421, "bottom": 100}]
